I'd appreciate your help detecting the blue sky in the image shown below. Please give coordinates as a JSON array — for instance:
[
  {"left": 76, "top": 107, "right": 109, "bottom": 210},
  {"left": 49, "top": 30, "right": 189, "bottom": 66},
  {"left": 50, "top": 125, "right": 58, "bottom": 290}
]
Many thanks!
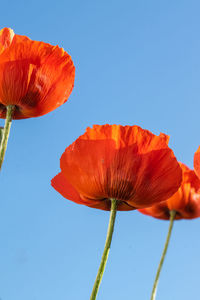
[{"left": 0, "top": 0, "right": 200, "bottom": 299}]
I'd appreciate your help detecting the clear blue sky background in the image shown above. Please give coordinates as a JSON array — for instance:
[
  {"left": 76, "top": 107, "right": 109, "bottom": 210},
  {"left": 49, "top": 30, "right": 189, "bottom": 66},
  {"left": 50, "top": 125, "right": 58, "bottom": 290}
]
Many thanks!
[{"left": 0, "top": 0, "right": 200, "bottom": 299}]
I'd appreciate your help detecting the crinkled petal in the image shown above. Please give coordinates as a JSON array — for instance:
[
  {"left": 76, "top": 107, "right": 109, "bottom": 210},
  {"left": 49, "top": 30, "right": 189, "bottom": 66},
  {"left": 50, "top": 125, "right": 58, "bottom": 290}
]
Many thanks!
[
  {"left": 0, "top": 28, "right": 14, "bottom": 55},
  {"left": 80, "top": 125, "right": 170, "bottom": 152}
]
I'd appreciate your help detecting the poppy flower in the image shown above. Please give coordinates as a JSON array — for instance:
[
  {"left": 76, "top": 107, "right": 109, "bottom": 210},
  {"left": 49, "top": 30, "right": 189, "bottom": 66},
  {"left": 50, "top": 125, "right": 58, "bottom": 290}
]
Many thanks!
[
  {"left": 51, "top": 124, "right": 182, "bottom": 211},
  {"left": 139, "top": 163, "right": 200, "bottom": 300},
  {"left": 139, "top": 163, "right": 200, "bottom": 220},
  {"left": 51, "top": 124, "right": 182, "bottom": 300},
  {"left": 194, "top": 146, "right": 200, "bottom": 179},
  {"left": 0, "top": 27, "right": 75, "bottom": 119}
]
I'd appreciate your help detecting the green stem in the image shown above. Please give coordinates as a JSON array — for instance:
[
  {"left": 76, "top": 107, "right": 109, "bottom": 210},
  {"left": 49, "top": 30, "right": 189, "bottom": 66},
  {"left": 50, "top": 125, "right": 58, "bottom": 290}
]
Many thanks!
[
  {"left": 0, "top": 105, "right": 15, "bottom": 170},
  {"left": 0, "top": 127, "right": 3, "bottom": 144},
  {"left": 150, "top": 210, "right": 176, "bottom": 300},
  {"left": 90, "top": 198, "right": 117, "bottom": 300}
]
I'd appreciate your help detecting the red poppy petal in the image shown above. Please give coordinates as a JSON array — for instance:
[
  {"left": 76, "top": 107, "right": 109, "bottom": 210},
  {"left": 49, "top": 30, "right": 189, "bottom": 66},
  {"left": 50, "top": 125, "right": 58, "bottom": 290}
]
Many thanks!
[
  {"left": 158, "top": 133, "right": 170, "bottom": 144},
  {"left": 126, "top": 148, "right": 182, "bottom": 208},
  {"left": 0, "top": 28, "right": 14, "bottom": 54},
  {"left": 167, "top": 187, "right": 189, "bottom": 211},
  {"left": 194, "top": 146, "right": 200, "bottom": 179},
  {"left": 139, "top": 202, "right": 170, "bottom": 220},
  {"left": 51, "top": 172, "right": 89, "bottom": 205},
  {"left": 180, "top": 162, "right": 200, "bottom": 189},
  {"left": 0, "top": 60, "right": 35, "bottom": 107},
  {"left": 139, "top": 163, "right": 200, "bottom": 220},
  {"left": 60, "top": 139, "right": 116, "bottom": 200},
  {"left": 178, "top": 193, "right": 200, "bottom": 219}
]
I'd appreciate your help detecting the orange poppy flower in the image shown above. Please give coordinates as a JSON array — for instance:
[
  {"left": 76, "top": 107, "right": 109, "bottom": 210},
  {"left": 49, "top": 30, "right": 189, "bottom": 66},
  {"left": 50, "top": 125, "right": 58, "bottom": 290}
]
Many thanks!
[
  {"left": 194, "top": 146, "right": 200, "bottom": 179},
  {"left": 139, "top": 163, "right": 200, "bottom": 220},
  {"left": 0, "top": 27, "right": 75, "bottom": 119},
  {"left": 51, "top": 124, "right": 182, "bottom": 211}
]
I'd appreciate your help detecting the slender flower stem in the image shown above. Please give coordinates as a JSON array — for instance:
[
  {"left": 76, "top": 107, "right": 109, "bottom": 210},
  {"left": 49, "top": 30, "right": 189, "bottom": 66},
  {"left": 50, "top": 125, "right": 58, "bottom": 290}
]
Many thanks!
[
  {"left": 0, "top": 127, "right": 3, "bottom": 144},
  {"left": 90, "top": 198, "right": 117, "bottom": 300},
  {"left": 150, "top": 210, "right": 176, "bottom": 300},
  {"left": 0, "top": 105, "right": 15, "bottom": 170}
]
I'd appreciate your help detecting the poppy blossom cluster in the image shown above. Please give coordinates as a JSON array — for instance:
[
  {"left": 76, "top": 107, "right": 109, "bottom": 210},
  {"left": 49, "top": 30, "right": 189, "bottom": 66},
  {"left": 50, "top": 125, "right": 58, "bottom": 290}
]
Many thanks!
[
  {"left": 0, "top": 27, "right": 75, "bottom": 119},
  {"left": 51, "top": 124, "right": 182, "bottom": 211},
  {"left": 1, "top": 26, "right": 200, "bottom": 300}
]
